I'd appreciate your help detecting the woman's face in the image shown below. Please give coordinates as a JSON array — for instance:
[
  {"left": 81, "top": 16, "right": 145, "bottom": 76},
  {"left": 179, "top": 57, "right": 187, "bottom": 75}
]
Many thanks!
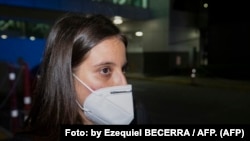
[{"left": 74, "top": 36, "right": 128, "bottom": 106}]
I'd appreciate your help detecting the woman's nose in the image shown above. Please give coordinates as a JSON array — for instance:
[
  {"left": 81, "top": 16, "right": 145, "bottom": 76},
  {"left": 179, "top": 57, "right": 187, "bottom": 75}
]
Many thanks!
[{"left": 113, "top": 71, "right": 127, "bottom": 85}]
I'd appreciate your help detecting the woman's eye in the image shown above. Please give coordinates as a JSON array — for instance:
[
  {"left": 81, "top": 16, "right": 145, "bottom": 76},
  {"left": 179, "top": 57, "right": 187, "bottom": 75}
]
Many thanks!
[{"left": 100, "top": 67, "right": 111, "bottom": 75}]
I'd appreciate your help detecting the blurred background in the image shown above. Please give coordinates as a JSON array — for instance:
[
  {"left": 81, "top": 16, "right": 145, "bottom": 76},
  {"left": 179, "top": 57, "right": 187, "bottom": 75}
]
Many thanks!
[{"left": 0, "top": 0, "right": 250, "bottom": 140}]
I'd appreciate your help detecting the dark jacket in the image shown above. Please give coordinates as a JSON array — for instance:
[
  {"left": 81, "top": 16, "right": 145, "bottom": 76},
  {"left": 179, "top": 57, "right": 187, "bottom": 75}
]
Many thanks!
[{"left": 10, "top": 99, "right": 150, "bottom": 141}]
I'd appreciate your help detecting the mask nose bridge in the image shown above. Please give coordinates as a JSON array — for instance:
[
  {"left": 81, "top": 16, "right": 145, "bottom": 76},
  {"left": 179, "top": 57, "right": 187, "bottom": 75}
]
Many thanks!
[{"left": 73, "top": 73, "right": 94, "bottom": 93}]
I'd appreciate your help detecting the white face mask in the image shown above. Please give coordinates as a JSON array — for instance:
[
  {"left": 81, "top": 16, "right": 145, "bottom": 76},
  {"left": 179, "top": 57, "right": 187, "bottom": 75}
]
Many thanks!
[{"left": 73, "top": 74, "right": 134, "bottom": 125}]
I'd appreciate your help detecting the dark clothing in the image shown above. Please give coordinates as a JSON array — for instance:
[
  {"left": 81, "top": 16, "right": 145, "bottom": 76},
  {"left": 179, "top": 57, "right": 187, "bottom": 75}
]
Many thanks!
[
  {"left": 130, "top": 99, "right": 151, "bottom": 125},
  {"left": 10, "top": 99, "right": 150, "bottom": 141}
]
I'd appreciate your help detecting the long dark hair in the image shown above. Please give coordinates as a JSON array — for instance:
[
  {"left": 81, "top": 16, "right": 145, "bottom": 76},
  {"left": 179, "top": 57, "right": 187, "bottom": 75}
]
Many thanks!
[{"left": 25, "top": 13, "right": 127, "bottom": 133}]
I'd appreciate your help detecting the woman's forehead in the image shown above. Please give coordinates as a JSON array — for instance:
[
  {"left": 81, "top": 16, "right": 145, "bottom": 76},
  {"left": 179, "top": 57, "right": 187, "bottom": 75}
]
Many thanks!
[{"left": 85, "top": 37, "right": 127, "bottom": 66}]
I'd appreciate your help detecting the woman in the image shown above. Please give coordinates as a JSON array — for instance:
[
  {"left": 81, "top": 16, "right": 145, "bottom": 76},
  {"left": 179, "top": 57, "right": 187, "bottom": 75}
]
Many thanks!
[{"left": 13, "top": 13, "right": 149, "bottom": 140}]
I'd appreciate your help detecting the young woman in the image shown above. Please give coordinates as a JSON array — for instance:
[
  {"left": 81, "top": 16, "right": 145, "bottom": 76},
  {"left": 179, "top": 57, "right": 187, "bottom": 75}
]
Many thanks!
[{"left": 12, "top": 13, "right": 149, "bottom": 140}]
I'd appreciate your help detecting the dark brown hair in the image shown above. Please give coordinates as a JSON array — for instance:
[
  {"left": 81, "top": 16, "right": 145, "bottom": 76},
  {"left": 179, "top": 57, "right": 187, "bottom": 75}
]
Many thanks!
[{"left": 25, "top": 13, "right": 127, "bottom": 136}]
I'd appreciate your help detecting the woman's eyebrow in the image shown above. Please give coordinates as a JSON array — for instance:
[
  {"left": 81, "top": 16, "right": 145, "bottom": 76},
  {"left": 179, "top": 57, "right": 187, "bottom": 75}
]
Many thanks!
[
  {"left": 93, "top": 61, "right": 127, "bottom": 67},
  {"left": 93, "top": 61, "right": 115, "bottom": 67}
]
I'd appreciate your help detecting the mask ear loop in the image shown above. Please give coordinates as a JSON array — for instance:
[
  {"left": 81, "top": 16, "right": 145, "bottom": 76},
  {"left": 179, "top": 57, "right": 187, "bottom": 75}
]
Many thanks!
[
  {"left": 73, "top": 73, "right": 93, "bottom": 112},
  {"left": 72, "top": 73, "right": 94, "bottom": 93},
  {"left": 75, "top": 100, "right": 90, "bottom": 112}
]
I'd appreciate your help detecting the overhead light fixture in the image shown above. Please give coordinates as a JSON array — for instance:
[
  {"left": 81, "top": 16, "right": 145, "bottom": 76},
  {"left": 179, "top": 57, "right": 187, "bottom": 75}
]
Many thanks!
[
  {"left": 113, "top": 16, "right": 123, "bottom": 25},
  {"left": 29, "top": 36, "right": 36, "bottom": 41},
  {"left": 1, "top": 34, "right": 7, "bottom": 39},
  {"left": 135, "top": 31, "right": 143, "bottom": 37},
  {"left": 203, "top": 3, "right": 208, "bottom": 8}
]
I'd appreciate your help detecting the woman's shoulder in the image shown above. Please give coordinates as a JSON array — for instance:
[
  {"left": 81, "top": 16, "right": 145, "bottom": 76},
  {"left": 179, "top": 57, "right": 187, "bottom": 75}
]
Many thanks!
[{"left": 131, "top": 99, "right": 152, "bottom": 125}]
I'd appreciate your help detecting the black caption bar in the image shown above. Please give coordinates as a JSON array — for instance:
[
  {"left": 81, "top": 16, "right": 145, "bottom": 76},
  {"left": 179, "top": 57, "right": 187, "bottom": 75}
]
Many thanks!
[{"left": 60, "top": 124, "right": 250, "bottom": 140}]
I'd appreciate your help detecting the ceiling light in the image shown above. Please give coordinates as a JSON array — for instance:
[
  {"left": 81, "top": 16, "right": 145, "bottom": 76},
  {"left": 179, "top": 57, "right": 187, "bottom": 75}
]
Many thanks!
[
  {"left": 1, "top": 34, "right": 7, "bottom": 39},
  {"left": 135, "top": 31, "right": 143, "bottom": 37},
  {"left": 113, "top": 16, "right": 123, "bottom": 25}
]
